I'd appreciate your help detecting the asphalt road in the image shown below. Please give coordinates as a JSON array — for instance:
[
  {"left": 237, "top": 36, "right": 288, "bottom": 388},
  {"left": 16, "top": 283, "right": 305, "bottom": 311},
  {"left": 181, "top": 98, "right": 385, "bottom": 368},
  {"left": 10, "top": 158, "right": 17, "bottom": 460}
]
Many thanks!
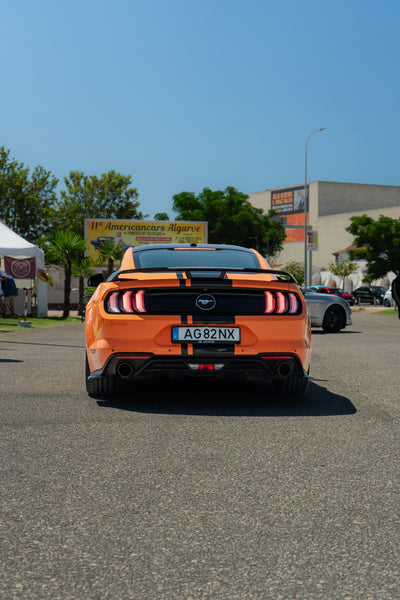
[{"left": 1, "top": 312, "right": 399, "bottom": 600}]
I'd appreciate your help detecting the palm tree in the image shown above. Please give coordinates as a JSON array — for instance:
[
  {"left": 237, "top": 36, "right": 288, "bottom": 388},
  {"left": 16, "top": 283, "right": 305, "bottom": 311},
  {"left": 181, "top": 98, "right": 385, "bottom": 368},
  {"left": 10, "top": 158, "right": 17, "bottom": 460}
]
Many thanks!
[
  {"left": 72, "top": 255, "right": 94, "bottom": 316},
  {"left": 47, "top": 231, "right": 87, "bottom": 318},
  {"left": 96, "top": 239, "right": 125, "bottom": 277}
]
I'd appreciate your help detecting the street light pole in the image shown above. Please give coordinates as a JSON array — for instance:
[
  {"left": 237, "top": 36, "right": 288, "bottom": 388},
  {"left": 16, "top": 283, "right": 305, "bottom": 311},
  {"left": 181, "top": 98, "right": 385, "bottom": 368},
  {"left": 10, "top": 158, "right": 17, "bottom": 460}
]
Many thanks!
[{"left": 304, "top": 128, "right": 326, "bottom": 288}]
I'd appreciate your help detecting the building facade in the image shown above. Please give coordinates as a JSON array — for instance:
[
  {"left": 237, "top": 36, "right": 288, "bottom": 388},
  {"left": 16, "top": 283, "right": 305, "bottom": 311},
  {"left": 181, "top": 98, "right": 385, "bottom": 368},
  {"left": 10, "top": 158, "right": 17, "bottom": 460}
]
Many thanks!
[{"left": 248, "top": 181, "right": 400, "bottom": 287}]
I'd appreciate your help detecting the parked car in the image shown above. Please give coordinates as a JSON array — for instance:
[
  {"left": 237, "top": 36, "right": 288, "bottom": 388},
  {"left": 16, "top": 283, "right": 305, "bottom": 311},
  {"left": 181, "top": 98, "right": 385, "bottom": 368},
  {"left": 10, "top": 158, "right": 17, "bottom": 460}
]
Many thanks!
[
  {"left": 303, "top": 291, "right": 352, "bottom": 333},
  {"left": 312, "top": 286, "right": 355, "bottom": 306},
  {"left": 352, "top": 286, "right": 387, "bottom": 305},
  {"left": 85, "top": 243, "right": 312, "bottom": 397},
  {"left": 383, "top": 289, "right": 396, "bottom": 307}
]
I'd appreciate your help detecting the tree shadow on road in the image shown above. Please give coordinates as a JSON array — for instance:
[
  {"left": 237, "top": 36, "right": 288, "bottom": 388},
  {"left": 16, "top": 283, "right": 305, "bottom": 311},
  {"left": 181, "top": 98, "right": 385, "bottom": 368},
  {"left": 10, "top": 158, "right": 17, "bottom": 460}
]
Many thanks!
[{"left": 97, "top": 378, "right": 356, "bottom": 417}]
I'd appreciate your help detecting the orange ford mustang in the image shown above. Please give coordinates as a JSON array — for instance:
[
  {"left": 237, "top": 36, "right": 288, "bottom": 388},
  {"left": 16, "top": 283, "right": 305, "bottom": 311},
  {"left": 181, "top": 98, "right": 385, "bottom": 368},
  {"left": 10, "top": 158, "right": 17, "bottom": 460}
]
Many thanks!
[{"left": 85, "top": 244, "right": 311, "bottom": 397}]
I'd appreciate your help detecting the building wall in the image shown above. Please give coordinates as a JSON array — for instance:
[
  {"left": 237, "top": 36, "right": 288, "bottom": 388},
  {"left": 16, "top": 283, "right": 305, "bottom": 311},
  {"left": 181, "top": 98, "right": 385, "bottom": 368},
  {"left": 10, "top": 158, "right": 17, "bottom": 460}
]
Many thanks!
[
  {"left": 247, "top": 181, "right": 400, "bottom": 269},
  {"left": 317, "top": 181, "right": 400, "bottom": 216},
  {"left": 46, "top": 265, "right": 80, "bottom": 309}
]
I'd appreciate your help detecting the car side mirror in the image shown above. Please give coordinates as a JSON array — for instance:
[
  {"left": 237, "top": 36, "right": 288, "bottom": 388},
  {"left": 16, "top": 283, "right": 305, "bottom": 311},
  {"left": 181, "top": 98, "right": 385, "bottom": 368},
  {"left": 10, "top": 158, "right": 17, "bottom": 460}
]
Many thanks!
[{"left": 87, "top": 273, "right": 104, "bottom": 287}]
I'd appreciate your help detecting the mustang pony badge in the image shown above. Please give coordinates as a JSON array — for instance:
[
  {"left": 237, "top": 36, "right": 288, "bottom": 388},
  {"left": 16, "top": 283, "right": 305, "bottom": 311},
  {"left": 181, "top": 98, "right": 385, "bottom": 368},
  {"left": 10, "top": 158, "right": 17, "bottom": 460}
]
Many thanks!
[{"left": 195, "top": 294, "right": 216, "bottom": 310}]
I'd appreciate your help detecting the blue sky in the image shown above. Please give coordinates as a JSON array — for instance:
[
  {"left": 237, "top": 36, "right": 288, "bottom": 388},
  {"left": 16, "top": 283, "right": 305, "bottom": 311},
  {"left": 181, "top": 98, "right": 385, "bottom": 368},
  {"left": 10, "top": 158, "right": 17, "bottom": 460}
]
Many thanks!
[{"left": 1, "top": 0, "right": 399, "bottom": 218}]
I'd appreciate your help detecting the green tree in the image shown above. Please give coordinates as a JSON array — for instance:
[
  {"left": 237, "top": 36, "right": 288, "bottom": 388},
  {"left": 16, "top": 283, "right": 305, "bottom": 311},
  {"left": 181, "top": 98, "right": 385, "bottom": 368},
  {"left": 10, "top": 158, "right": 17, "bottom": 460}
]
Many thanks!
[
  {"left": 46, "top": 232, "right": 87, "bottom": 318},
  {"left": 172, "top": 186, "right": 285, "bottom": 262},
  {"left": 56, "top": 170, "right": 145, "bottom": 306},
  {"left": 0, "top": 146, "right": 58, "bottom": 244},
  {"left": 283, "top": 260, "right": 305, "bottom": 286},
  {"left": 346, "top": 215, "right": 400, "bottom": 280},
  {"left": 57, "top": 170, "right": 145, "bottom": 237},
  {"left": 328, "top": 259, "right": 358, "bottom": 287},
  {"left": 96, "top": 238, "right": 125, "bottom": 277},
  {"left": 72, "top": 255, "right": 94, "bottom": 316},
  {"left": 154, "top": 212, "right": 170, "bottom": 220}
]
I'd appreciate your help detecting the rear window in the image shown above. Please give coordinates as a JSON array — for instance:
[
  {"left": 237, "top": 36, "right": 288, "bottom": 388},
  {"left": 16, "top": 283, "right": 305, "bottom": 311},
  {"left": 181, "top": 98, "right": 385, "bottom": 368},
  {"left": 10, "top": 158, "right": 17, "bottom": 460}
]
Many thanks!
[{"left": 134, "top": 248, "right": 260, "bottom": 269}]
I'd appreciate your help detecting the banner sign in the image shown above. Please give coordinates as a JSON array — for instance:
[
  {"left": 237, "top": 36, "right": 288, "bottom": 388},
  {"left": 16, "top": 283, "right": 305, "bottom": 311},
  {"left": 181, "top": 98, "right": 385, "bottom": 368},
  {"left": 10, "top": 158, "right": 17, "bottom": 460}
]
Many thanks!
[
  {"left": 85, "top": 219, "right": 208, "bottom": 265},
  {"left": 307, "top": 230, "right": 318, "bottom": 251},
  {"left": 271, "top": 186, "right": 305, "bottom": 215},
  {"left": 4, "top": 256, "right": 36, "bottom": 279},
  {"left": 271, "top": 186, "right": 307, "bottom": 243}
]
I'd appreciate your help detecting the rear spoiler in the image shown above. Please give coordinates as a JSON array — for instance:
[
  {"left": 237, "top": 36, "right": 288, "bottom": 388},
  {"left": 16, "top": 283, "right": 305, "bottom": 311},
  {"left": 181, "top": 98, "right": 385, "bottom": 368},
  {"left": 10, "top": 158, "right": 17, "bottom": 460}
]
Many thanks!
[
  {"left": 111, "top": 267, "right": 297, "bottom": 283},
  {"left": 88, "top": 268, "right": 297, "bottom": 288}
]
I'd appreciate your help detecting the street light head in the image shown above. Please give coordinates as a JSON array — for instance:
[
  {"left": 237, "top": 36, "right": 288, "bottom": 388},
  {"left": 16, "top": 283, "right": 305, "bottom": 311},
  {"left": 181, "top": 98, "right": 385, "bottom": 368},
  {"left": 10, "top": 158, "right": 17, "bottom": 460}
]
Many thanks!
[{"left": 306, "top": 128, "right": 327, "bottom": 145}]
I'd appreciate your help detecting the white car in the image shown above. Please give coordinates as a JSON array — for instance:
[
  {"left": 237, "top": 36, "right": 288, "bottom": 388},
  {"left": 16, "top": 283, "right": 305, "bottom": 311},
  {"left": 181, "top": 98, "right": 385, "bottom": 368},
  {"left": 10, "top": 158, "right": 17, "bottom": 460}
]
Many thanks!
[
  {"left": 383, "top": 288, "right": 397, "bottom": 308},
  {"left": 303, "top": 291, "right": 352, "bottom": 333}
]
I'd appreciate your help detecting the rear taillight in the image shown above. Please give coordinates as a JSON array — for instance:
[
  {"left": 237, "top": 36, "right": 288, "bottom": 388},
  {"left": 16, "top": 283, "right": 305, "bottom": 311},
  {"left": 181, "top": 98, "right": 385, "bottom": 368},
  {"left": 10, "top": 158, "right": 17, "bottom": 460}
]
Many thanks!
[
  {"left": 106, "top": 290, "right": 147, "bottom": 314},
  {"left": 263, "top": 291, "right": 301, "bottom": 315}
]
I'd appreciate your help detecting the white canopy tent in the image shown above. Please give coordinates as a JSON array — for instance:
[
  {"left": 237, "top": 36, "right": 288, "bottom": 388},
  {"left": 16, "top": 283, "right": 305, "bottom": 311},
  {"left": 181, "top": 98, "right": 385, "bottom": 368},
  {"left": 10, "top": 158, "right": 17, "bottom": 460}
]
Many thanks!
[{"left": 0, "top": 220, "right": 48, "bottom": 317}]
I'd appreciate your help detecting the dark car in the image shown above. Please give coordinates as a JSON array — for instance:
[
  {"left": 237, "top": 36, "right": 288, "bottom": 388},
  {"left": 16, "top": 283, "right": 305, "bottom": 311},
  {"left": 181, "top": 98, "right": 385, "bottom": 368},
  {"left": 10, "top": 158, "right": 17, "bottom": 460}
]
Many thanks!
[{"left": 353, "top": 286, "right": 387, "bottom": 305}]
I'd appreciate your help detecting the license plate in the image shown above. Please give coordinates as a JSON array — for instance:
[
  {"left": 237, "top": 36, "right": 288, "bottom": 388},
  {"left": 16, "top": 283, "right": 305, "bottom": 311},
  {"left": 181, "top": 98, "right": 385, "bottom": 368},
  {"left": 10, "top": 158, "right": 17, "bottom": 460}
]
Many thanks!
[{"left": 172, "top": 326, "right": 240, "bottom": 344}]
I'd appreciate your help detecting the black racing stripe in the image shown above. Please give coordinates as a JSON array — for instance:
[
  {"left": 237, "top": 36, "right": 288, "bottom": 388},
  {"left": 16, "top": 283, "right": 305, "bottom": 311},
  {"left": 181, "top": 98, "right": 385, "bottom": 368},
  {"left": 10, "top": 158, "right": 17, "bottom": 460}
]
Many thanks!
[
  {"left": 192, "top": 345, "right": 235, "bottom": 356},
  {"left": 192, "top": 315, "right": 235, "bottom": 324},
  {"left": 177, "top": 271, "right": 186, "bottom": 287},
  {"left": 180, "top": 312, "right": 188, "bottom": 354},
  {"left": 190, "top": 278, "right": 233, "bottom": 287}
]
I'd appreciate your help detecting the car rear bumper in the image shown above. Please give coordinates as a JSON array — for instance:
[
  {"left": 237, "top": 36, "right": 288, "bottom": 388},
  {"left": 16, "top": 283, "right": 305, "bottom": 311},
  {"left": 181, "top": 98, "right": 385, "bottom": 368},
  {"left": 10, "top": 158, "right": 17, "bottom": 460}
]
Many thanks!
[{"left": 87, "top": 352, "right": 309, "bottom": 382}]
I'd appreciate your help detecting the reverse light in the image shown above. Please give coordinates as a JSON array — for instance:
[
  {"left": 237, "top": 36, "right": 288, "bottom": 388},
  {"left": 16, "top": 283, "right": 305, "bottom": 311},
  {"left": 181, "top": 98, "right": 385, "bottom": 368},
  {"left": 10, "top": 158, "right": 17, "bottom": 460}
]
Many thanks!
[{"left": 109, "top": 292, "right": 121, "bottom": 313}]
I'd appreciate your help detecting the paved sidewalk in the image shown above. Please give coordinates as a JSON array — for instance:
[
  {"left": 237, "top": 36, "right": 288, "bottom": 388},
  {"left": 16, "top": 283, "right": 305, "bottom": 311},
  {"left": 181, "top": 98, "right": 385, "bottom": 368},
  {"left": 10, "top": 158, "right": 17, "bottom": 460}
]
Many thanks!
[
  {"left": 351, "top": 304, "right": 394, "bottom": 312},
  {"left": 47, "top": 310, "right": 80, "bottom": 318}
]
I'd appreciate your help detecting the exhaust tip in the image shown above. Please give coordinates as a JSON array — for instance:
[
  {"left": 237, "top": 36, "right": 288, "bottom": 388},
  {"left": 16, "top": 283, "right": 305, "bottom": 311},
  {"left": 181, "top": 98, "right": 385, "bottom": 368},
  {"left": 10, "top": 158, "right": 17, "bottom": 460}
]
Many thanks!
[
  {"left": 117, "top": 362, "right": 134, "bottom": 379},
  {"left": 277, "top": 360, "right": 293, "bottom": 378}
]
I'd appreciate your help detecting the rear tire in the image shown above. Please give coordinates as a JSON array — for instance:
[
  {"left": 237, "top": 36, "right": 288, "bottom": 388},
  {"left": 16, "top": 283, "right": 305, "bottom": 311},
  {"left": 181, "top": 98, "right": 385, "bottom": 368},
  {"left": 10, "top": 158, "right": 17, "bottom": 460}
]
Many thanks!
[
  {"left": 322, "top": 306, "right": 344, "bottom": 333},
  {"left": 85, "top": 354, "right": 116, "bottom": 398},
  {"left": 272, "top": 373, "right": 308, "bottom": 396}
]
